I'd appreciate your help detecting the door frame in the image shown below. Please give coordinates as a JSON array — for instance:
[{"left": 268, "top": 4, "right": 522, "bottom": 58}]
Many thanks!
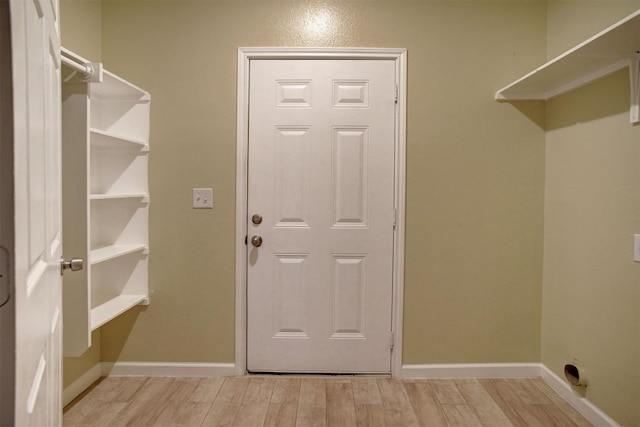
[{"left": 235, "top": 47, "right": 407, "bottom": 377}]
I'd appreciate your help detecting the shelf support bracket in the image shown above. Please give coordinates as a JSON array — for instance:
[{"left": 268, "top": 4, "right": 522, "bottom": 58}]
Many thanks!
[{"left": 630, "top": 52, "right": 640, "bottom": 124}]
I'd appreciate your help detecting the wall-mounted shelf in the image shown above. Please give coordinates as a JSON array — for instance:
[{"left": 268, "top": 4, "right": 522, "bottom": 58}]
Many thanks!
[
  {"left": 90, "top": 244, "right": 148, "bottom": 265},
  {"left": 495, "top": 9, "right": 640, "bottom": 124},
  {"left": 92, "top": 294, "right": 149, "bottom": 330},
  {"left": 62, "top": 48, "right": 150, "bottom": 357},
  {"left": 91, "top": 69, "right": 149, "bottom": 101},
  {"left": 90, "top": 193, "right": 149, "bottom": 201},
  {"left": 90, "top": 128, "right": 148, "bottom": 150}
]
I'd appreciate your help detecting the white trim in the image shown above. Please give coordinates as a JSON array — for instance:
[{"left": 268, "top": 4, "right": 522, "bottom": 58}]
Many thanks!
[
  {"left": 101, "top": 362, "right": 236, "bottom": 378},
  {"left": 63, "top": 362, "right": 236, "bottom": 406},
  {"left": 237, "top": 47, "right": 408, "bottom": 60},
  {"left": 401, "top": 363, "right": 543, "bottom": 379},
  {"left": 391, "top": 49, "right": 407, "bottom": 379},
  {"left": 62, "top": 363, "right": 101, "bottom": 407},
  {"left": 540, "top": 365, "right": 620, "bottom": 427},
  {"left": 235, "top": 48, "right": 250, "bottom": 376},
  {"left": 402, "top": 363, "right": 618, "bottom": 427},
  {"left": 236, "top": 47, "right": 407, "bottom": 377}
]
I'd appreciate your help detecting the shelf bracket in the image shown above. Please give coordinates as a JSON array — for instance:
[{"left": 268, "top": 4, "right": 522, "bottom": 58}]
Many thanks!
[{"left": 630, "top": 53, "right": 640, "bottom": 125}]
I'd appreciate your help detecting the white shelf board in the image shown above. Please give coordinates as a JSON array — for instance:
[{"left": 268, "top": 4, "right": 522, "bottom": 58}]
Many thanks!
[
  {"left": 90, "top": 244, "right": 147, "bottom": 265},
  {"left": 91, "top": 294, "right": 148, "bottom": 330},
  {"left": 90, "top": 193, "right": 149, "bottom": 202},
  {"left": 90, "top": 70, "right": 149, "bottom": 102},
  {"left": 90, "top": 128, "right": 148, "bottom": 150},
  {"left": 495, "top": 9, "right": 640, "bottom": 101}
]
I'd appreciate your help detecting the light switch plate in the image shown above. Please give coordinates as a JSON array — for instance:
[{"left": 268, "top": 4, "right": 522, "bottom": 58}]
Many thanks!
[
  {"left": 634, "top": 234, "right": 640, "bottom": 262},
  {"left": 193, "top": 188, "right": 213, "bottom": 209}
]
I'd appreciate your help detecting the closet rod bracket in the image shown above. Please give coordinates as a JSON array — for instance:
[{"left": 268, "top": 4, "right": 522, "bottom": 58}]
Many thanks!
[
  {"left": 82, "top": 62, "right": 104, "bottom": 83},
  {"left": 61, "top": 54, "right": 103, "bottom": 83}
]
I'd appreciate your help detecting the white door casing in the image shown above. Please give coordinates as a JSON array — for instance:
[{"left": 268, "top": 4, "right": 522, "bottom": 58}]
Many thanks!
[
  {"left": 10, "top": 0, "right": 63, "bottom": 424},
  {"left": 236, "top": 48, "right": 407, "bottom": 376}
]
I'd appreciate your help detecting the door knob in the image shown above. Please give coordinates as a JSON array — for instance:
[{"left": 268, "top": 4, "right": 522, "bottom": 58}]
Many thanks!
[
  {"left": 251, "top": 235, "right": 263, "bottom": 247},
  {"left": 60, "top": 257, "right": 84, "bottom": 275}
]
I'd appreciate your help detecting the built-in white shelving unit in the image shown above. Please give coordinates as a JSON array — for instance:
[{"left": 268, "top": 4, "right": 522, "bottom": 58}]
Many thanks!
[
  {"left": 495, "top": 9, "right": 640, "bottom": 123},
  {"left": 61, "top": 48, "right": 150, "bottom": 356}
]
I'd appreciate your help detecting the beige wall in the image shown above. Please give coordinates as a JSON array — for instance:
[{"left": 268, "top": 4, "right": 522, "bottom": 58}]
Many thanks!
[
  {"left": 94, "top": 0, "right": 546, "bottom": 365},
  {"left": 63, "top": 331, "right": 100, "bottom": 389},
  {"left": 546, "top": 0, "right": 640, "bottom": 59},
  {"left": 60, "top": 0, "right": 102, "bottom": 62},
  {"left": 543, "top": 2, "right": 640, "bottom": 425}
]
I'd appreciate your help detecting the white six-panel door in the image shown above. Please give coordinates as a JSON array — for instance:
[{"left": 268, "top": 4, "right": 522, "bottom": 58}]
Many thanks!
[
  {"left": 10, "top": 0, "right": 62, "bottom": 424},
  {"left": 247, "top": 59, "right": 396, "bottom": 373}
]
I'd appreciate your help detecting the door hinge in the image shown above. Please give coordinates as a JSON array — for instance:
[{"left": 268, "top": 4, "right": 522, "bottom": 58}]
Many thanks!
[
  {"left": 393, "top": 208, "right": 397, "bottom": 229},
  {"left": 390, "top": 331, "right": 395, "bottom": 351},
  {"left": 394, "top": 85, "right": 398, "bottom": 103}
]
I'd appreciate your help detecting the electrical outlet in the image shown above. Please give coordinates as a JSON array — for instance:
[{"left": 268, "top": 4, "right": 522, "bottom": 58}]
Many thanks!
[{"left": 193, "top": 188, "right": 213, "bottom": 209}]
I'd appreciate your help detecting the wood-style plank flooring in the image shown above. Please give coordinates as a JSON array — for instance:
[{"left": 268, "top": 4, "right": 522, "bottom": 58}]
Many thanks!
[{"left": 63, "top": 376, "right": 593, "bottom": 426}]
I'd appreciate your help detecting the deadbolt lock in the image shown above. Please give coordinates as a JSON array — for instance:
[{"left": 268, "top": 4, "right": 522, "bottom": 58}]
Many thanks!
[{"left": 251, "top": 214, "right": 263, "bottom": 225}]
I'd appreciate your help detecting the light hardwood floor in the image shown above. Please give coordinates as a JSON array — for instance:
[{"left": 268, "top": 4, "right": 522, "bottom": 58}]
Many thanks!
[{"left": 63, "top": 376, "right": 594, "bottom": 426}]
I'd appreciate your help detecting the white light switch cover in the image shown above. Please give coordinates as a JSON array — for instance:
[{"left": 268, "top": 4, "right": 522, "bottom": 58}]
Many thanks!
[
  {"left": 634, "top": 234, "right": 640, "bottom": 262},
  {"left": 193, "top": 188, "right": 213, "bottom": 208}
]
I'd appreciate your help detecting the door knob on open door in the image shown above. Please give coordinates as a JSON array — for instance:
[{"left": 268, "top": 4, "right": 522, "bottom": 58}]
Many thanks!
[
  {"left": 251, "top": 235, "right": 263, "bottom": 247},
  {"left": 60, "top": 257, "right": 84, "bottom": 275}
]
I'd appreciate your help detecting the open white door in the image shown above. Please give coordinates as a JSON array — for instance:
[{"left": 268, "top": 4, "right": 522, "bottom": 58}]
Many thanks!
[
  {"left": 247, "top": 58, "right": 397, "bottom": 373},
  {"left": 10, "top": 0, "right": 63, "bottom": 424}
]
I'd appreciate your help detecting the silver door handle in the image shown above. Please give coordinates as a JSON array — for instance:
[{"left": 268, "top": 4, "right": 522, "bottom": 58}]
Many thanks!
[
  {"left": 61, "top": 257, "right": 84, "bottom": 275},
  {"left": 251, "top": 235, "right": 263, "bottom": 247}
]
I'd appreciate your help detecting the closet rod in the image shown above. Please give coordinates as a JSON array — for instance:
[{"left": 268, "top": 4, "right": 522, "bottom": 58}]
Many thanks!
[{"left": 61, "top": 54, "right": 94, "bottom": 77}]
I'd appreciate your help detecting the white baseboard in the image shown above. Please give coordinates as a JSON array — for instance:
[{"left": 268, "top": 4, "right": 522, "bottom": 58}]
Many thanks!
[
  {"left": 401, "top": 363, "right": 618, "bottom": 427},
  {"left": 401, "top": 363, "right": 543, "bottom": 379},
  {"left": 540, "top": 365, "right": 619, "bottom": 427},
  {"left": 63, "top": 362, "right": 236, "bottom": 407},
  {"left": 62, "top": 363, "right": 101, "bottom": 407},
  {"left": 101, "top": 361, "right": 236, "bottom": 378}
]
